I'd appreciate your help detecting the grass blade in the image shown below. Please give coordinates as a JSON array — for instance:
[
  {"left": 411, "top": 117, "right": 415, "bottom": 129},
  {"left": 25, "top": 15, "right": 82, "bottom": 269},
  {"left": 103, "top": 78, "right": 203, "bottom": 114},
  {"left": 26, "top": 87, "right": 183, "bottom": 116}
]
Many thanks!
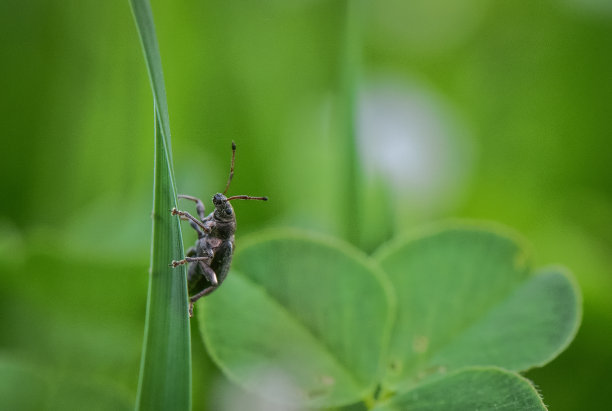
[{"left": 130, "top": 1, "right": 191, "bottom": 410}]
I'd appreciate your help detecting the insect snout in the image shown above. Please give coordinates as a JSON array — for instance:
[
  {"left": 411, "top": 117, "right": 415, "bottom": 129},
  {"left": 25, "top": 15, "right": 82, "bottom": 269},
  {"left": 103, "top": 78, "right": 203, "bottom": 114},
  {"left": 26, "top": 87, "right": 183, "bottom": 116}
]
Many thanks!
[{"left": 212, "top": 193, "right": 227, "bottom": 206}]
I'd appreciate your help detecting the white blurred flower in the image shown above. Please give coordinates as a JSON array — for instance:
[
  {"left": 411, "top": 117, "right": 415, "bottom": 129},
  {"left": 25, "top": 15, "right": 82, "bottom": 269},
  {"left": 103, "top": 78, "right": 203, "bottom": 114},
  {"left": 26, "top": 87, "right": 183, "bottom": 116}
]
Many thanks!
[
  {"left": 357, "top": 75, "right": 475, "bottom": 214},
  {"left": 210, "top": 368, "right": 304, "bottom": 411}
]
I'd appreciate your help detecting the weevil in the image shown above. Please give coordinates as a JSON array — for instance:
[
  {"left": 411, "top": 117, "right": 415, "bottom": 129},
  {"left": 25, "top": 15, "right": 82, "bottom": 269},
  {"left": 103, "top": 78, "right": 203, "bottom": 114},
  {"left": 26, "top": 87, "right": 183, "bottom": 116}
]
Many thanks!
[{"left": 170, "top": 142, "right": 267, "bottom": 317}]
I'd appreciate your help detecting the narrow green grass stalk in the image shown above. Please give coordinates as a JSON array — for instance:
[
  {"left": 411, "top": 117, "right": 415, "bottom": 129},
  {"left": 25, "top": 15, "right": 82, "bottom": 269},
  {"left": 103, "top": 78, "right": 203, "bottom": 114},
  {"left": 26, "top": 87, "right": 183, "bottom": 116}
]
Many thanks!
[
  {"left": 338, "top": 0, "right": 364, "bottom": 245},
  {"left": 130, "top": 1, "right": 191, "bottom": 410}
]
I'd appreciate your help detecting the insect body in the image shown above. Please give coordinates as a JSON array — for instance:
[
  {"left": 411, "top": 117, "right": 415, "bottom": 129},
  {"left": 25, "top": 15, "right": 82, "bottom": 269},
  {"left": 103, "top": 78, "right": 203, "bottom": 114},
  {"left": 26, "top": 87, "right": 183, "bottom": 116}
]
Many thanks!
[{"left": 170, "top": 142, "right": 267, "bottom": 317}]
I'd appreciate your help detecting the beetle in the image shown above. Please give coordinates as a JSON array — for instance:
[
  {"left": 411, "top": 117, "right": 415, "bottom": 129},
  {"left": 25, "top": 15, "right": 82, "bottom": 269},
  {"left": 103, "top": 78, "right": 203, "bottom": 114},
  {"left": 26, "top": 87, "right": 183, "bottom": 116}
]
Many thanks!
[{"left": 170, "top": 142, "right": 267, "bottom": 316}]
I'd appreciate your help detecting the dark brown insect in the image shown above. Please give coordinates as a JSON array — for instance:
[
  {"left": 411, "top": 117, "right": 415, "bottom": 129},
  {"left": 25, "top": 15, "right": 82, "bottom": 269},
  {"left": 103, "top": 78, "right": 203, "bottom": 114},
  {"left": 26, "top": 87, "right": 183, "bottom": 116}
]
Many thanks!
[{"left": 170, "top": 142, "right": 267, "bottom": 316}]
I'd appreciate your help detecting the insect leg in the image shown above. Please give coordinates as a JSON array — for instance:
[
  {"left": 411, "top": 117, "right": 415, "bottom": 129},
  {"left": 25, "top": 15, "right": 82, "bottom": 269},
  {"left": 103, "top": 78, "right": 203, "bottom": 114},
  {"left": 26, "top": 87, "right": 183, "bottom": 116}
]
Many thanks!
[
  {"left": 171, "top": 208, "right": 209, "bottom": 233},
  {"left": 188, "top": 221, "right": 205, "bottom": 238},
  {"left": 198, "top": 261, "right": 218, "bottom": 286},
  {"left": 188, "top": 284, "right": 219, "bottom": 317},
  {"left": 171, "top": 256, "right": 210, "bottom": 268},
  {"left": 178, "top": 194, "right": 206, "bottom": 221}
]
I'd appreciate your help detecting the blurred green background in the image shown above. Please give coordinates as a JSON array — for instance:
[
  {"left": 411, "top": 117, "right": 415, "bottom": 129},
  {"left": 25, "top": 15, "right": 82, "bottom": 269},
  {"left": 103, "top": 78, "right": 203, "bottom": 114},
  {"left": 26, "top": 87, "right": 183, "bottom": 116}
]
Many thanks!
[{"left": 1, "top": 0, "right": 610, "bottom": 409}]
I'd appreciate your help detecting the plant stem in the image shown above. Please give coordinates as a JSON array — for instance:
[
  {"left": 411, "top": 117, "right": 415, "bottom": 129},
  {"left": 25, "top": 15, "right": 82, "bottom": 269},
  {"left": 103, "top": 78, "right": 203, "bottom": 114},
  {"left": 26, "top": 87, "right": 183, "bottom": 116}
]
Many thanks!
[{"left": 338, "top": 0, "right": 364, "bottom": 245}]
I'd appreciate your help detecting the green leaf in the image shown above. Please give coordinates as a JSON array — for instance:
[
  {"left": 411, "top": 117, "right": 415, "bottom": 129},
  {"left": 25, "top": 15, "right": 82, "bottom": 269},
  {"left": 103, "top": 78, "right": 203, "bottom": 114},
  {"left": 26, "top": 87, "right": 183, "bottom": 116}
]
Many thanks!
[
  {"left": 130, "top": 1, "right": 191, "bottom": 410},
  {"left": 374, "top": 223, "right": 581, "bottom": 391},
  {"left": 198, "top": 230, "right": 395, "bottom": 408},
  {"left": 372, "top": 367, "right": 546, "bottom": 411}
]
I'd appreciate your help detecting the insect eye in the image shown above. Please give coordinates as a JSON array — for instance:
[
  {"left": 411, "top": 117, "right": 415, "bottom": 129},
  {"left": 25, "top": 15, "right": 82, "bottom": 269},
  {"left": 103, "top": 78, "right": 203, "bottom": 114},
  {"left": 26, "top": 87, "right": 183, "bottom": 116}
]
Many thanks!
[{"left": 225, "top": 208, "right": 233, "bottom": 215}]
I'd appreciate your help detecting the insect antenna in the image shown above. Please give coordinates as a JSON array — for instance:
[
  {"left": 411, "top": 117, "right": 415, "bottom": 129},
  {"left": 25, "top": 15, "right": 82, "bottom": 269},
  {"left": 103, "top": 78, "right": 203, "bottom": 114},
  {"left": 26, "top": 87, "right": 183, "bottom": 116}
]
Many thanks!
[
  {"left": 227, "top": 195, "right": 268, "bottom": 201},
  {"left": 222, "top": 141, "right": 237, "bottom": 195},
  {"left": 222, "top": 141, "right": 268, "bottom": 202}
]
